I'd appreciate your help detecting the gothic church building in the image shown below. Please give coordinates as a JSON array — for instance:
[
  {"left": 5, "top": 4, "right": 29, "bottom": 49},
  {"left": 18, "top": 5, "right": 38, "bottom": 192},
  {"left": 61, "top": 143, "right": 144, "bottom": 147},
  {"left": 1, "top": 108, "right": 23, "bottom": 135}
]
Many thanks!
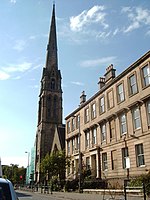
[{"left": 35, "top": 5, "right": 65, "bottom": 183}]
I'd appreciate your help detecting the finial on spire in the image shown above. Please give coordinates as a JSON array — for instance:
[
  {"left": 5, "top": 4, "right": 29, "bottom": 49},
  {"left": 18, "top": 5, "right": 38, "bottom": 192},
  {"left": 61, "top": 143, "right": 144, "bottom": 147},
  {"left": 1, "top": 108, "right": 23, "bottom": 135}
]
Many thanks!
[{"left": 52, "top": 1, "right": 55, "bottom": 16}]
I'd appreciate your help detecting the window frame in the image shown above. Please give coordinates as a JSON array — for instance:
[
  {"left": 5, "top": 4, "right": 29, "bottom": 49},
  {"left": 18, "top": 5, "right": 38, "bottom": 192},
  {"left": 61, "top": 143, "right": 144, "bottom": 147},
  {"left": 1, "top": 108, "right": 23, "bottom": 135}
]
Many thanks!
[
  {"left": 76, "top": 136, "right": 79, "bottom": 151},
  {"left": 72, "top": 138, "right": 75, "bottom": 154},
  {"left": 72, "top": 117, "right": 75, "bottom": 131},
  {"left": 109, "top": 119, "right": 115, "bottom": 141},
  {"left": 111, "top": 150, "right": 117, "bottom": 170},
  {"left": 76, "top": 115, "right": 80, "bottom": 129},
  {"left": 91, "top": 102, "right": 96, "bottom": 119},
  {"left": 102, "top": 152, "right": 108, "bottom": 171},
  {"left": 128, "top": 73, "right": 138, "bottom": 96},
  {"left": 141, "top": 64, "right": 150, "bottom": 88},
  {"left": 117, "top": 82, "right": 125, "bottom": 103},
  {"left": 99, "top": 96, "right": 105, "bottom": 114},
  {"left": 135, "top": 143, "right": 145, "bottom": 167},
  {"left": 86, "top": 157, "right": 90, "bottom": 170},
  {"left": 146, "top": 99, "right": 150, "bottom": 126},
  {"left": 101, "top": 123, "right": 106, "bottom": 143},
  {"left": 84, "top": 107, "right": 90, "bottom": 123},
  {"left": 132, "top": 106, "right": 141, "bottom": 130},
  {"left": 85, "top": 130, "right": 90, "bottom": 149},
  {"left": 122, "top": 147, "right": 129, "bottom": 169},
  {"left": 92, "top": 127, "right": 97, "bottom": 146},
  {"left": 119, "top": 113, "right": 127, "bottom": 135},
  {"left": 67, "top": 121, "right": 71, "bottom": 133},
  {"left": 107, "top": 89, "right": 114, "bottom": 109}
]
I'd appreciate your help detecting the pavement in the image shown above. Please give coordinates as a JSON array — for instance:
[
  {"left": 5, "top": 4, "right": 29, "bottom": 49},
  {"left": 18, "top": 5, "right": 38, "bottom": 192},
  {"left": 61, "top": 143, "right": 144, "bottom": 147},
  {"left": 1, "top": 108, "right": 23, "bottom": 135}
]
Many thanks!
[{"left": 26, "top": 190, "right": 150, "bottom": 200}]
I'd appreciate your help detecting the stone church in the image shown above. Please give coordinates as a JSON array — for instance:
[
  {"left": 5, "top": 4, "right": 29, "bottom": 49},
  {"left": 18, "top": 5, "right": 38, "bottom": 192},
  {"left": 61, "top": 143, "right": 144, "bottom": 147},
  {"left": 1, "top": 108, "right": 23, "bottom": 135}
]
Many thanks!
[{"left": 35, "top": 4, "right": 65, "bottom": 183}]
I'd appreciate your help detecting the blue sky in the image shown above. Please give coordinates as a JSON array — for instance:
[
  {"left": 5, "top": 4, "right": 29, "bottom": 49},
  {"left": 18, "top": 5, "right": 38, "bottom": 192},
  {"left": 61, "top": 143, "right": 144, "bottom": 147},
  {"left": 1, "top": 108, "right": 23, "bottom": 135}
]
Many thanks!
[{"left": 0, "top": 0, "right": 150, "bottom": 167}]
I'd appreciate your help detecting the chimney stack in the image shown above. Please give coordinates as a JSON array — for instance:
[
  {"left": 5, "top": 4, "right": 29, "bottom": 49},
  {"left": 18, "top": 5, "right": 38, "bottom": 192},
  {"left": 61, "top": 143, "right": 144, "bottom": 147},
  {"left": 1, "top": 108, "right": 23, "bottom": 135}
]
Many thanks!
[
  {"left": 104, "top": 64, "right": 116, "bottom": 84},
  {"left": 80, "top": 91, "right": 86, "bottom": 105},
  {"left": 98, "top": 77, "right": 105, "bottom": 90}
]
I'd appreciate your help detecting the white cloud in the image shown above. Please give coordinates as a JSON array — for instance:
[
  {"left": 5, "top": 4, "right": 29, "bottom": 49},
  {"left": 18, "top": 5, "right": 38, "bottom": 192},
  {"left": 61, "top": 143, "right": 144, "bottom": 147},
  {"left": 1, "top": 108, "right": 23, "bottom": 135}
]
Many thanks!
[
  {"left": 71, "top": 81, "right": 84, "bottom": 86},
  {"left": 122, "top": 6, "right": 150, "bottom": 33},
  {"left": 31, "top": 64, "right": 41, "bottom": 71},
  {"left": 121, "top": 7, "right": 132, "bottom": 13},
  {"left": 10, "top": 0, "right": 16, "bottom": 4},
  {"left": 0, "top": 62, "right": 33, "bottom": 80},
  {"left": 80, "top": 56, "right": 117, "bottom": 68},
  {"left": 146, "top": 30, "right": 150, "bottom": 36},
  {"left": 58, "top": 23, "right": 88, "bottom": 44},
  {"left": 96, "top": 31, "right": 111, "bottom": 39},
  {"left": 3, "top": 62, "right": 32, "bottom": 73},
  {"left": 70, "top": 5, "right": 108, "bottom": 32},
  {"left": 113, "top": 28, "right": 119, "bottom": 36},
  {"left": 0, "top": 71, "right": 10, "bottom": 80},
  {"left": 13, "top": 40, "right": 26, "bottom": 52}
]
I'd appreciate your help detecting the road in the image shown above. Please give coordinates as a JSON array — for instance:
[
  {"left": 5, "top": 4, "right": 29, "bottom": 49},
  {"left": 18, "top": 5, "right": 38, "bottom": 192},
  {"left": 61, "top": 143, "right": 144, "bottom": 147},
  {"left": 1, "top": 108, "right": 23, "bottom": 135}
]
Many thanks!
[{"left": 16, "top": 190, "right": 150, "bottom": 200}]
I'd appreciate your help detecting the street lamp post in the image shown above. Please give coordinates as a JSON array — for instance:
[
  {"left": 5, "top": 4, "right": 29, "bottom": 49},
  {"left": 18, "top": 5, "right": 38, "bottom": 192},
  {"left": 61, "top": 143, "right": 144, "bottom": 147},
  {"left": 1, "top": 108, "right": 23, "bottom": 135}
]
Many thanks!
[
  {"left": 25, "top": 151, "right": 30, "bottom": 184},
  {"left": 123, "top": 136, "right": 130, "bottom": 181}
]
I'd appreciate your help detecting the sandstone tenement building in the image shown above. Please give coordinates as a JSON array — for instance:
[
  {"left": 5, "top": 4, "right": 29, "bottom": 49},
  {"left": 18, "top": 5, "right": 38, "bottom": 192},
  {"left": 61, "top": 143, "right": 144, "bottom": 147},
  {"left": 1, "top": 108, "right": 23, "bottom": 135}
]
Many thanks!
[{"left": 65, "top": 51, "right": 150, "bottom": 186}]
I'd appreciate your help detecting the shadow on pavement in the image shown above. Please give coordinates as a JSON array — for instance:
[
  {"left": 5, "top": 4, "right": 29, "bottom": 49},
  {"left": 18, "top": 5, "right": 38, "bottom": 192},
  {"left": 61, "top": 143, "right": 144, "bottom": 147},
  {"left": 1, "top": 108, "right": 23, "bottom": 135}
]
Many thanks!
[{"left": 16, "top": 191, "right": 32, "bottom": 198}]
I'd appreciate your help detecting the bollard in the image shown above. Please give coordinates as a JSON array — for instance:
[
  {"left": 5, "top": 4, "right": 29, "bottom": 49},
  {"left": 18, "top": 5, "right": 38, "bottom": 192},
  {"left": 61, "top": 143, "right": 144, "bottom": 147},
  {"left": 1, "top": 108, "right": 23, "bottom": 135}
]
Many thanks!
[
  {"left": 124, "top": 181, "right": 127, "bottom": 200},
  {"left": 143, "top": 182, "right": 146, "bottom": 200}
]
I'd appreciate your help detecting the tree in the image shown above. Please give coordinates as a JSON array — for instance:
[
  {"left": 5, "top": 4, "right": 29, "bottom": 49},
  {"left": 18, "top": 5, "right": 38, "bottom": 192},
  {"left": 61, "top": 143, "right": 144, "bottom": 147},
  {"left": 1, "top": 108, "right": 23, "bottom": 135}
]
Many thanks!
[
  {"left": 40, "top": 150, "right": 69, "bottom": 189},
  {"left": 2, "top": 165, "right": 26, "bottom": 185}
]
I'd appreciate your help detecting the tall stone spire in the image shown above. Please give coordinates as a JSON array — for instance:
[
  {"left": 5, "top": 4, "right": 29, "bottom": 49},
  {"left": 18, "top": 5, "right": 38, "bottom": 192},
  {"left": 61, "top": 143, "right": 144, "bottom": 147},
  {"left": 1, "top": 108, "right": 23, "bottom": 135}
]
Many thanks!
[
  {"left": 35, "top": 4, "right": 65, "bottom": 184},
  {"left": 45, "top": 3, "right": 58, "bottom": 70}
]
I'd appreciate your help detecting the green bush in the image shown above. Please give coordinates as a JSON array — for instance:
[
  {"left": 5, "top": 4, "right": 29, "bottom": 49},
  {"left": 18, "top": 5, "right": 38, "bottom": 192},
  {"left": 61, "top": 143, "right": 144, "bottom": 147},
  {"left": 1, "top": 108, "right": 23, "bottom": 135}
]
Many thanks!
[
  {"left": 129, "top": 171, "right": 150, "bottom": 196},
  {"left": 82, "top": 180, "right": 107, "bottom": 189},
  {"left": 65, "top": 179, "right": 79, "bottom": 191}
]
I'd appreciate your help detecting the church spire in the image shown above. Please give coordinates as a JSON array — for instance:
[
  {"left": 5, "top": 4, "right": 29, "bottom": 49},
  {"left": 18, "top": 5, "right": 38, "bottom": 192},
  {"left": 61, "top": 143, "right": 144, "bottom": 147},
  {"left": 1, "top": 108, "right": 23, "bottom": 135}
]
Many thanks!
[{"left": 45, "top": 3, "right": 58, "bottom": 70}]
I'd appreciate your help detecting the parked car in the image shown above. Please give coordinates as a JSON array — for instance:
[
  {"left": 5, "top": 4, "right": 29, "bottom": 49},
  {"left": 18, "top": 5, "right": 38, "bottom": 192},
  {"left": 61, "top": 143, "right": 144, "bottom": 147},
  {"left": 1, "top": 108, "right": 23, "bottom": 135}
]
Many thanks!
[{"left": 0, "top": 178, "right": 18, "bottom": 200}]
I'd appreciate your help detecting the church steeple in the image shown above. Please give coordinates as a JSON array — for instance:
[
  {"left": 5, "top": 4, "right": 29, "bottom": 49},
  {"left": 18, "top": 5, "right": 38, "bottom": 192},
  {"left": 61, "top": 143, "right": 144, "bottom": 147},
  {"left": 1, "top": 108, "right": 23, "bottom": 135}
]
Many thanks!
[
  {"left": 46, "top": 4, "right": 58, "bottom": 70},
  {"left": 35, "top": 3, "right": 65, "bottom": 184}
]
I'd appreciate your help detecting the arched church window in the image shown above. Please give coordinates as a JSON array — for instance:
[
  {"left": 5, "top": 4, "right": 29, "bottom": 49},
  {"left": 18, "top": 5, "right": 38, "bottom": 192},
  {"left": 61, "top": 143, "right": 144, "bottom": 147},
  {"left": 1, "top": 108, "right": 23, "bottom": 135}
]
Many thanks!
[
  {"left": 51, "top": 78, "right": 55, "bottom": 90},
  {"left": 53, "top": 96, "right": 58, "bottom": 120},
  {"left": 52, "top": 70, "right": 55, "bottom": 76},
  {"left": 47, "top": 95, "right": 51, "bottom": 119},
  {"left": 47, "top": 95, "right": 51, "bottom": 102}
]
